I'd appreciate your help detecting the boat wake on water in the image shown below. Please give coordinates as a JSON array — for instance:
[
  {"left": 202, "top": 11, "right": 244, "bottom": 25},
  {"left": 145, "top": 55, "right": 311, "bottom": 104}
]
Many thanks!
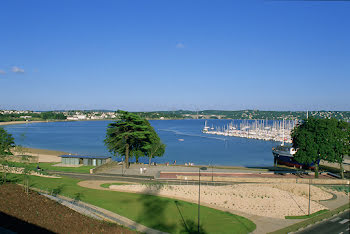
[{"left": 158, "top": 129, "right": 227, "bottom": 141}]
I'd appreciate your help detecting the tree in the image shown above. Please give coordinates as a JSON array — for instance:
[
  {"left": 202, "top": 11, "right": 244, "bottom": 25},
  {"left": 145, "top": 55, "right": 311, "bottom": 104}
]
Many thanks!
[
  {"left": 292, "top": 117, "right": 349, "bottom": 178},
  {"left": 292, "top": 118, "right": 332, "bottom": 178},
  {"left": 104, "top": 111, "right": 152, "bottom": 168},
  {"left": 131, "top": 150, "right": 143, "bottom": 163},
  {"left": 147, "top": 140, "right": 165, "bottom": 166},
  {"left": 0, "top": 127, "right": 15, "bottom": 156},
  {"left": 334, "top": 120, "right": 350, "bottom": 179},
  {"left": 143, "top": 121, "right": 166, "bottom": 165},
  {"left": 0, "top": 128, "right": 15, "bottom": 184}
]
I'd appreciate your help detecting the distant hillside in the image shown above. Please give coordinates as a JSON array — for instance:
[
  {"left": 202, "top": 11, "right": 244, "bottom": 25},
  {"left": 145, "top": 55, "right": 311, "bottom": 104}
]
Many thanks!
[
  {"left": 132, "top": 110, "right": 350, "bottom": 121},
  {"left": 1, "top": 109, "right": 349, "bottom": 121}
]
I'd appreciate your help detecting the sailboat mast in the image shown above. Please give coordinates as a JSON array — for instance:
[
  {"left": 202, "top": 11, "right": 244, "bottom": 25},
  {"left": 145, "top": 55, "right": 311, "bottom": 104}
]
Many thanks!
[{"left": 282, "top": 118, "right": 285, "bottom": 146}]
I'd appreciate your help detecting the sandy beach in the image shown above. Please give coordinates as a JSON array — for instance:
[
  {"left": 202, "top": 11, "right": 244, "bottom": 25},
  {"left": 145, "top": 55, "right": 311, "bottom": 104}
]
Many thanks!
[
  {"left": 0, "top": 121, "right": 51, "bottom": 126},
  {"left": 11, "top": 147, "right": 69, "bottom": 163},
  {"left": 109, "top": 183, "right": 333, "bottom": 219}
]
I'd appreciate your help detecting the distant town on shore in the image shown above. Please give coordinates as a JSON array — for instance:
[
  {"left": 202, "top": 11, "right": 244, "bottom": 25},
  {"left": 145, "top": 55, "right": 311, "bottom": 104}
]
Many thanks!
[{"left": 1, "top": 109, "right": 349, "bottom": 122}]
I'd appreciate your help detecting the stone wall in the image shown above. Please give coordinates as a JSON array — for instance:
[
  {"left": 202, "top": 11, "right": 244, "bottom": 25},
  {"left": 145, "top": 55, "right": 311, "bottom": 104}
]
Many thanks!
[
  {"left": 91, "top": 161, "right": 118, "bottom": 174},
  {"left": 176, "top": 175, "right": 350, "bottom": 185},
  {"left": 0, "top": 165, "right": 59, "bottom": 178}
]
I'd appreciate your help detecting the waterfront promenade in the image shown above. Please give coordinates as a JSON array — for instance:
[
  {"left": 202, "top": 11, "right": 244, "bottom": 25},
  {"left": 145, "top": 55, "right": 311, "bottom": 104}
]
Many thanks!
[{"left": 97, "top": 164, "right": 343, "bottom": 182}]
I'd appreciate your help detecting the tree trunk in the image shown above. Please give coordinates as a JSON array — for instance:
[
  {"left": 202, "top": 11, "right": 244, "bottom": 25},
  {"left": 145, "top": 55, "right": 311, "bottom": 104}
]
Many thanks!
[
  {"left": 125, "top": 143, "right": 130, "bottom": 168},
  {"left": 314, "top": 162, "right": 319, "bottom": 178},
  {"left": 148, "top": 154, "right": 153, "bottom": 166},
  {"left": 340, "top": 161, "right": 344, "bottom": 179}
]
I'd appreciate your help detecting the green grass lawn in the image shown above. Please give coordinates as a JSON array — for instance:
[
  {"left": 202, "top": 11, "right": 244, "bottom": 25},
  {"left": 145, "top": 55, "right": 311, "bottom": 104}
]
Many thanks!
[
  {"left": 5, "top": 174, "right": 256, "bottom": 234},
  {"left": 100, "top": 182, "right": 131, "bottom": 188},
  {"left": 38, "top": 162, "right": 95, "bottom": 174}
]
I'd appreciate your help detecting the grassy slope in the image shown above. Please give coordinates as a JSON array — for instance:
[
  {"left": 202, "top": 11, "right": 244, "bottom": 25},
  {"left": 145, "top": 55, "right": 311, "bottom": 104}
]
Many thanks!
[
  {"left": 39, "top": 162, "right": 94, "bottom": 173},
  {"left": 7, "top": 174, "right": 256, "bottom": 234}
]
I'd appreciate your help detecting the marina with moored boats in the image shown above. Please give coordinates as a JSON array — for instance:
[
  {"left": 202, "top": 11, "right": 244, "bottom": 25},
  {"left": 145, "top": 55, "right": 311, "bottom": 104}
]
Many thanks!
[
  {"left": 202, "top": 119, "right": 296, "bottom": 143},
  {"left": 201, "top": 119, "right": 321, "bottom": 169}
]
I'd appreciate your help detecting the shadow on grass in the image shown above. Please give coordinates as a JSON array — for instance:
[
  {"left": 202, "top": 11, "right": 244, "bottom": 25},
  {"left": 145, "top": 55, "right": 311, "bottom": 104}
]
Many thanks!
[
  {"left": 174, "top": 200, "right": 187, "bottom": 230},
  {"left": 73, "top": 192, "right": 84, "bottom": 203},
  {"left": 136, "top": 183, "right": 176, "bottom": 232},
  {"left": 175, "top": 200, "right": 207, "bottom": 234},
  {"left": 180, "top": 219, "right": 206, "bottom": 234},
  {"left": 51, "top": 184, "right": 65, "bottom": 196},
  {"left": 0, "top": 173, "right": 22, "bottom": 184}
]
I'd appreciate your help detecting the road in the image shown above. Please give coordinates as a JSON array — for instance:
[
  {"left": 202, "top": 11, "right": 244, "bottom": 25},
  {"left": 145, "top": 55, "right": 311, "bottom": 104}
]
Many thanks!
[
  {"left": 49, "top": 171, "right": 155, "bottom": 183},
  {"left": 298, "top": 210, "right": 349, "bottom": 234},
  {"left": 48, "top": 171, "right": 242, "bottom": 186}
]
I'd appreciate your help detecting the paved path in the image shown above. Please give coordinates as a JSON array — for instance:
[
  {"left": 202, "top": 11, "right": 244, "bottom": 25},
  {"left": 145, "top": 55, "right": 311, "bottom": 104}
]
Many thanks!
[
  {"left": 97, "top": 164, "right": 341, "bottom": 182},
  {"left": 41, "top": 193, "right": 103, "bottom": 221},
  {"left": 320, "top": 193, "right": 350, "bottom": 210},
  {"left": 102, "top": 164, "right": 271, "bottom": 178}
]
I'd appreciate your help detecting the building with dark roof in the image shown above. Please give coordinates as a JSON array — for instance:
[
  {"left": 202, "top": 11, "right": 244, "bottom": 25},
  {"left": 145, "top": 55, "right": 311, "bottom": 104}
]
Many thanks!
[{"left": 60, "top": 155, "right": 111, "bottom": 166}]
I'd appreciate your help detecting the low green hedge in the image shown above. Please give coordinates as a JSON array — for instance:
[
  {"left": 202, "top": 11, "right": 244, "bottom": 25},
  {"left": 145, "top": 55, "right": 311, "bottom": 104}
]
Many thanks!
[{"left": 285, "top": 209, "right": 328, "bottom": 219}]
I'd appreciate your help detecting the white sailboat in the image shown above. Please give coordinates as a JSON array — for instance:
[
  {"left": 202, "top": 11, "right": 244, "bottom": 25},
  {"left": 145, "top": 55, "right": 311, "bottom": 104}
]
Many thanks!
[{"left": 202, "top": 120, "right": 210, "bottom": 133}]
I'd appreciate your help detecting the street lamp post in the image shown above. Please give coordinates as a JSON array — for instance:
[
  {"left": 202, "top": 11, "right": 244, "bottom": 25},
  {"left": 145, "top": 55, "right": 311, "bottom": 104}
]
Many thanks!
[
  {"left": 198, "top": 167, "right": 207, "bottom": 233},
  {"left": 122, "top": 160, "right": 124, "bottom": 176},
  {"left": 308, "top": 179, "right": 311, "bottom": 216}
]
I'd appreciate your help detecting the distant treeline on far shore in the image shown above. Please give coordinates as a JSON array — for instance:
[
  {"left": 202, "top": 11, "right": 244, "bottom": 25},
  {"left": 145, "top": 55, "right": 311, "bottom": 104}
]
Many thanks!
[
  {"left": 1, "top": 109, "right": 349, "bottom": 122},
  {"left": 133, "top": 110, "right": 350, "bottom": 121},
  {"left": 0, "top": 111, "right": 66, "bottom": 122}
]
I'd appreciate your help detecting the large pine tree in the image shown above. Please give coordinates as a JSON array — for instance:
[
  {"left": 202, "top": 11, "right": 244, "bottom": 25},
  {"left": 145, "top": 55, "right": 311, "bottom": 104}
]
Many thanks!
[{"left": 104, "top": 111, "right": 165, "bottom": 168}]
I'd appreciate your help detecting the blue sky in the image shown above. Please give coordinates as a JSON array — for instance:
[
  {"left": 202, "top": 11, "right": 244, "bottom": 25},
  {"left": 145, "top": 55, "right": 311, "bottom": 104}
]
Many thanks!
[{"left": 0, "top": 0, "right": 349, "bottom": 111}]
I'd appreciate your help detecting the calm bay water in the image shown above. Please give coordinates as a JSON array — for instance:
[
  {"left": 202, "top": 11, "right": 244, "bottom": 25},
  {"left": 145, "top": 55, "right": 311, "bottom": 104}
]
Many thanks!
[{"left": 3, "top": 120, "right": 277, "bottom": 167}]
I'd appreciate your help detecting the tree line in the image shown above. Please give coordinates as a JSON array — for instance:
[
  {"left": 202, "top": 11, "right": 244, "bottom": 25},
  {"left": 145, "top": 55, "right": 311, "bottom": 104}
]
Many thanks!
[{"left": 0, "top": 112, "right": 66, "bottom": 122}]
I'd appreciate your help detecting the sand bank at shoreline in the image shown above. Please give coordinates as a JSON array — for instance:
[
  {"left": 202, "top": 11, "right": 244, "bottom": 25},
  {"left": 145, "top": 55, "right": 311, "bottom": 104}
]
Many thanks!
[
  {"left": 0, "top": 119, "right": 114, "bottom": 127},
  {"left": 11, "top": 147, "right": 70, "bottom": 163},
  {"left": 0, "top": 121, "right": 51, "bottom": 126}
]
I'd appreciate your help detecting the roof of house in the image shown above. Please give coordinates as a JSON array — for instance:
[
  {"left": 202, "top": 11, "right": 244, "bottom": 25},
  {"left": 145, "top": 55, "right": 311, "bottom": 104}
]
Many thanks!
[{"left": 60, "top": 155, "right": 111, "bottom": 159}]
